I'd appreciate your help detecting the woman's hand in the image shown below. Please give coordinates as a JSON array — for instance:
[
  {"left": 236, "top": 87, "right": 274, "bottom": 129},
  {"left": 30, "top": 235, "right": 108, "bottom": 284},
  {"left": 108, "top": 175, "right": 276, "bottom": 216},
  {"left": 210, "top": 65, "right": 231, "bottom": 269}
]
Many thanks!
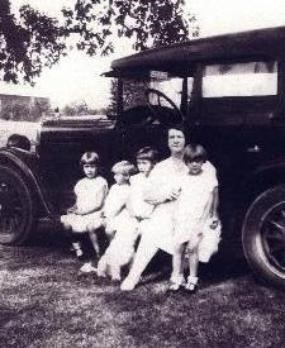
[{"left": 167, "top": 186, "right": 181, "bottom": 201}]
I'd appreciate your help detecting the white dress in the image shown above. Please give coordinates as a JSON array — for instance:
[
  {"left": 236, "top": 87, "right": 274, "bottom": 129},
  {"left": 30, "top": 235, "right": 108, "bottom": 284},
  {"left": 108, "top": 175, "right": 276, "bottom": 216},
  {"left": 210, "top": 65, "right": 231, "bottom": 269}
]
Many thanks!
[
  {"left": 173, "top": 170, "right": 218, "bottom": 245},
  {"left": 141, "top": 157, "right": 216, "bottom": 254},
  {"left": 61, "top": 176, "right": 108, "bottom": 233},
  {"left": 103, "top": 183, "right": 130, "bottom": 233},
  {"left": 127, "top": 173, "right": 154, "bottom": 220}
]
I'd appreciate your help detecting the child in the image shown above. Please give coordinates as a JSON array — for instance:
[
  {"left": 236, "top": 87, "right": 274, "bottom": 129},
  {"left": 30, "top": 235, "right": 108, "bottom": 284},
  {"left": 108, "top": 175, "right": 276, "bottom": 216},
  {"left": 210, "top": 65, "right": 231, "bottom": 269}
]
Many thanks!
[
  {"left": 102, "top": 160, "right": 136, "bottom": 238},
  {"left": 169, "top": 144, "right": 219, "bottom": 292},
  {"left": 97, "top": 147, "right": 157, "bottom": 280},
  {"left": 61, "top": 151, "right": 108, "bottom": 271}
]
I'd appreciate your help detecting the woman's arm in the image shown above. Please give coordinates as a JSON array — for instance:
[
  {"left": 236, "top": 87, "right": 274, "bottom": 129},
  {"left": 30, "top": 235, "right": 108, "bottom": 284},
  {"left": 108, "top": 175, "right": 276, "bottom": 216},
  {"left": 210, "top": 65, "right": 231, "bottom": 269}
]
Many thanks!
[{"left": 143, "top": 164, "right": 181, "bottom": 205}]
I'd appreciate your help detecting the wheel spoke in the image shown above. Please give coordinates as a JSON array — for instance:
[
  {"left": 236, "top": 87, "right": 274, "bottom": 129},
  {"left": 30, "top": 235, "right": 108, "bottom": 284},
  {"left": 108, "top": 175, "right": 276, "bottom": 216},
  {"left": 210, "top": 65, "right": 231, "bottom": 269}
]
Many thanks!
[{"left": 267, "top": 219, "right": 285, "bottom": 236}]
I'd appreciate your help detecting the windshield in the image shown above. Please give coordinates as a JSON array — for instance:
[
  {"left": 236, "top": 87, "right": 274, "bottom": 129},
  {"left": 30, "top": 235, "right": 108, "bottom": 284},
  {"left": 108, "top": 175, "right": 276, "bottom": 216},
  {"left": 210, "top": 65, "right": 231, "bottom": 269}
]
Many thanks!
[{"left": 122, "top": 72, "right": 193, "bottom": 110}]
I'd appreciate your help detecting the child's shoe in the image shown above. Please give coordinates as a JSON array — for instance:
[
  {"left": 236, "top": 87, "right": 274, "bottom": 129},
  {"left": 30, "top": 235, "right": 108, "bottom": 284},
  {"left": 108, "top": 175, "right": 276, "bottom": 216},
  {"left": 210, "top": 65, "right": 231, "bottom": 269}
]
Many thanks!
[
  {"left": 75, "top": 248, "right": 84, "bottom": 258},
  {"left": 184, "top": 276, "right": 198, "bottom": 293},
  {"left": 167, "top": 274, "right": 184, "bottom": 292},
  {"left": 72, "top": 242, "right": 84, "bottom": 258}
]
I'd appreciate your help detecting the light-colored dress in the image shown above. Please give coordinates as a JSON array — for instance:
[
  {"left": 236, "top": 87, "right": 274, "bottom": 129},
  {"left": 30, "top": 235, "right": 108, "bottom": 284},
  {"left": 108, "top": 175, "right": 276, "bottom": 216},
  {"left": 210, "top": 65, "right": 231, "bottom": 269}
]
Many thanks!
[
  {"left": 173, "top": 170, "right": 218, "bottom": 245},
  {"left": 127, "top": 173, "right": 154, "bottom": 220},
  {"left": 61, "top": 176, "right": 108, "bottom": 233},
  {"left": 103, "top": 183, "right": 130, "bottom": 234},
  {"left": 142, "top": 157, "right": 216, "bottom": 254}
]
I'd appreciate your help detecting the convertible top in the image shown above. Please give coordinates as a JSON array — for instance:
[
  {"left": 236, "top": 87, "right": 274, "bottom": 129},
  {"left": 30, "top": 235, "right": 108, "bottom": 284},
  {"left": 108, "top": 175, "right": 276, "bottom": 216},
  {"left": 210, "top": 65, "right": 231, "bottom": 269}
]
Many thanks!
[{"left": 108, "top": 26, "right": 285, "bottom": 76}]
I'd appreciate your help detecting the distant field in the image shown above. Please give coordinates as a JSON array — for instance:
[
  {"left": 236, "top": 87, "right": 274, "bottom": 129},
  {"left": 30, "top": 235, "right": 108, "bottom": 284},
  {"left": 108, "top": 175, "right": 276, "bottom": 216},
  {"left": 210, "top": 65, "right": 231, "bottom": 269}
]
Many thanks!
[{"left": 0, "top": 120, "right": 40, "bottom": 148}]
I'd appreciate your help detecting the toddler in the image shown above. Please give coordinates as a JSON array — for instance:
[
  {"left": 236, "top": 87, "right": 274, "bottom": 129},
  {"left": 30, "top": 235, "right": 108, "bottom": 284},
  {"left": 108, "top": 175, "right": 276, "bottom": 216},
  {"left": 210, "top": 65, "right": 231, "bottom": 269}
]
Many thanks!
[
  {"left": 102, "top": 160, "right": 136, "bottom": 238},
  {"left": 170, "top": 144, "right": 219, "bottom": 292},
  {"left": 97, "top": 147, "right": 157, "bottom": 280},
  {"left": 61, "top": 151, "right": 108, "bottom": 271}
]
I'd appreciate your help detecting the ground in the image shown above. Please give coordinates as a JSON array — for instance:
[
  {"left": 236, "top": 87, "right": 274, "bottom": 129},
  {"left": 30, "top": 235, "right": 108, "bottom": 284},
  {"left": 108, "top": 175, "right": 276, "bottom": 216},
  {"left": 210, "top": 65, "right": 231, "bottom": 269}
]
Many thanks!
[{"left": 0, "top": 229, "right": 284, "bottom": 348}]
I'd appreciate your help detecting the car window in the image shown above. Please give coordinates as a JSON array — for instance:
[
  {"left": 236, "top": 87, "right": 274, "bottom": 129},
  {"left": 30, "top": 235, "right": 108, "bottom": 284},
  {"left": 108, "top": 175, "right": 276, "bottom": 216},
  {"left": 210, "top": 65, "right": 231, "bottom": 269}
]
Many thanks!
[
  {"left": 123, "top": 73, "right": 193, "bottom": 110},
  {"left": 202, "top": 61, "right": 277, "bottom": 97}
]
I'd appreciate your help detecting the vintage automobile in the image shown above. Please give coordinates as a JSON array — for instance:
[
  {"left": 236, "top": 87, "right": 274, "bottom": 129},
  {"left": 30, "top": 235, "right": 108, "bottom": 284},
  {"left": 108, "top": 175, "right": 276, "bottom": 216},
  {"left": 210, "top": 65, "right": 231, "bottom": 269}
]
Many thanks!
[{"left": 1, "top": 26, "right": 285, "bottom": 289}]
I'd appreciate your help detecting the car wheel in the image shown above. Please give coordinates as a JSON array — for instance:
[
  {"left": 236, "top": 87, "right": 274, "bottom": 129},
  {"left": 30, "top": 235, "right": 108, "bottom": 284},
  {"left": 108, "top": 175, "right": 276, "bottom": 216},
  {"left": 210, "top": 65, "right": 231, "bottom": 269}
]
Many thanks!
[
  {"left": 242, "top": 185, "right": 285, "bottom": 290},
  {"left": 0, "top": 166, "right": 35, "bottom": 246}
]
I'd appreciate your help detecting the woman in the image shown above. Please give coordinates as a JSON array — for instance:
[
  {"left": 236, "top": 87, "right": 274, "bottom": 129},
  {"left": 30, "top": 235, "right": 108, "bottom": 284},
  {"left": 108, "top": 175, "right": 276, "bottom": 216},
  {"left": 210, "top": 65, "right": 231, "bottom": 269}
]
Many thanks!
[{"left": 121, "top": 125, "right": 217, "bottom": 290}]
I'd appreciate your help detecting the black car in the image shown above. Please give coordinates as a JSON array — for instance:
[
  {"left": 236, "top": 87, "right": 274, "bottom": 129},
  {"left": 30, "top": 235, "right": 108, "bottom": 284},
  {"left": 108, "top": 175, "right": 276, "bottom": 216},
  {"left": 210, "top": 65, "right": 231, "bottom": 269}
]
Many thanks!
[{"left": 1, "top": 26, "right": 285, "bottom": 289}]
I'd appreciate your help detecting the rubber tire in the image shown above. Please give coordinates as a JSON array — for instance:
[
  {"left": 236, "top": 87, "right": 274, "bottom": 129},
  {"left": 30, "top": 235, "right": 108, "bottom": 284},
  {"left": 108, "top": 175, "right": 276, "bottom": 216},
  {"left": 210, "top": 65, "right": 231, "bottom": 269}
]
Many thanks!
[
  {"left": 242, "top": 185, "right": 285, "bottom": 290},
  {"left": 0, "top": 165, "right": 35, "bottom": 246}
]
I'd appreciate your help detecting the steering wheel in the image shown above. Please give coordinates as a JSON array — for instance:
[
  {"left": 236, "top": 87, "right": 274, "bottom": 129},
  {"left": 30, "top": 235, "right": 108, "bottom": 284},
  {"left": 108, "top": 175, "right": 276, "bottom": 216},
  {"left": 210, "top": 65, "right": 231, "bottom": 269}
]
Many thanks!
[{"left": 145, "top": 88, "right": 184, "bottom": 125}]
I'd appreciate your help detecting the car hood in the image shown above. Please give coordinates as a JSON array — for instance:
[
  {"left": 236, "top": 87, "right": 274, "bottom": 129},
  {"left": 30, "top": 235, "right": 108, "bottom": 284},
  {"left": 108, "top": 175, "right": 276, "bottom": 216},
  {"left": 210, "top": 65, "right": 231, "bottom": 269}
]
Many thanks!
[{"left": 41, "top": 115, "right": 116, "bottom": 130}]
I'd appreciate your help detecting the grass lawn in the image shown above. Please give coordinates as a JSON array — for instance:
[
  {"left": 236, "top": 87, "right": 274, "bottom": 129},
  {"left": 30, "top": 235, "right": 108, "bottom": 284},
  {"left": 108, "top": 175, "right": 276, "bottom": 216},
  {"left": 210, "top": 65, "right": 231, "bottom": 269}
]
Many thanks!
[{"left": 0, "top": 231, "right": 284, "bottom": 348}]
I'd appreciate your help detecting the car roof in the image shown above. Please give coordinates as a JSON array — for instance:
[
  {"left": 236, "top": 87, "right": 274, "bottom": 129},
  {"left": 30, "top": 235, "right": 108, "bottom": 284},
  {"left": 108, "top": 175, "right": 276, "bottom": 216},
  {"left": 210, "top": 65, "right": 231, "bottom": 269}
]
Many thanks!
[{"left": 109, "top": 26, "right": 285, "bottom": 76}]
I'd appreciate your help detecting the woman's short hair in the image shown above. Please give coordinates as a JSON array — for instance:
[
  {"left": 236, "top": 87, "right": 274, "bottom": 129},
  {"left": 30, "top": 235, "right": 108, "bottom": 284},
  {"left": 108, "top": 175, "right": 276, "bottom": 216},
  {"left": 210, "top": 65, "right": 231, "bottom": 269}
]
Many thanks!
[
  {"left": 80, "top": 152, "right": 100, "bottom": 166},
  {"left": 184, "top": 144, "right": 207, "bottom": 163},
  {"left": 167, "top": 124, "right": 186, "bottom": 135},
  {"left": 136, "top": 146, "right": 159, "bottom": 164},
  {"left": 111, "top": 160, "right": 136, "bottom": 176},
  {"left": 166, "top": 123, "right": 190, "bottom": 142}
]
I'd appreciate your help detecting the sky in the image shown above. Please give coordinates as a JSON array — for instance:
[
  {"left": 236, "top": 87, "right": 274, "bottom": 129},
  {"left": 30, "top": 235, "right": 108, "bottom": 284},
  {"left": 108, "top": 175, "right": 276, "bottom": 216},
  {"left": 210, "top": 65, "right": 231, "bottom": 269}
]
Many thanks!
[{"left": 3, "top": 0, "right": 285, "bottom": 109}]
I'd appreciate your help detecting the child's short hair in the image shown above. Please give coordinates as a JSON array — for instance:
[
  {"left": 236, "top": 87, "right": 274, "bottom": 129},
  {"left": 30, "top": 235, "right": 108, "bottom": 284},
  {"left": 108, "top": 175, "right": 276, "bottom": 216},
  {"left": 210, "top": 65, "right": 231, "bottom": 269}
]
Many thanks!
[
  {"left": 111, "top": 160, "right": 136, "bottom": 176},
  {"left": 184, "top": 144, "right": 207, "bottom": 163},
  {"left": 80, "top": 152, "right": 100, "bottom": 166},
  {"left": 136, "top": 146, "right": 159, "bottom": 164}
]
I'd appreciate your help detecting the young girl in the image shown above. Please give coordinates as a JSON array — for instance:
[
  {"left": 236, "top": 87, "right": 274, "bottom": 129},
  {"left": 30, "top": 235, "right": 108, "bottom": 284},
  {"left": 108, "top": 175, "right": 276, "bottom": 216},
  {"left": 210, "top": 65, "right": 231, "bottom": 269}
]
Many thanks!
[
  {"left": 61, "top": 152, "right": 108, "bottom": 271},
  {"left": 97, "top": 147, "right": 157, "bottom": 280},
  {"left": 102, "top": 160, "right": 136, "bottom": 238},
  {"left": 170, "top": 144, "right": 219, "bottom": 292}
]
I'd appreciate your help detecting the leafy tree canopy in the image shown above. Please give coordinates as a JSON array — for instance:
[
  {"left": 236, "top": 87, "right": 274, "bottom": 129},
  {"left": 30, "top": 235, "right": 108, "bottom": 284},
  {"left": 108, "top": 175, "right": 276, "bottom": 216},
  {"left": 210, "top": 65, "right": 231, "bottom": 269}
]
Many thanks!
[{"left": 0, "top": 0, "right": 198, "bottom": 84}]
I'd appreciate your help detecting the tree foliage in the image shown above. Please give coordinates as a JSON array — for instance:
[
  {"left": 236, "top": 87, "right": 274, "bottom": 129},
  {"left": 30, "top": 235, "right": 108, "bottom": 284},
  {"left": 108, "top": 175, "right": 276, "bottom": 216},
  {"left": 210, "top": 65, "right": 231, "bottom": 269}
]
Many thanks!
[
  {"left": 0, "top": 0, "right": 198, "bottom": 84},
  {"left": 0, "top": 0, "right": 66, "bottom": 84}
]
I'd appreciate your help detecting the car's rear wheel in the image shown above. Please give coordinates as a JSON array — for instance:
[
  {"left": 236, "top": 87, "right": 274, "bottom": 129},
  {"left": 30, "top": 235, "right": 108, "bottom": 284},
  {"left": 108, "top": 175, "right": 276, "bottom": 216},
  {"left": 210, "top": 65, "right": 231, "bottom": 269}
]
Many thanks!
[
  {"left": 0, "top": 165, "right": 35, "bottom": 245},
  {"left": 242, "top": 185, "right": 285, "bottom": 290}
]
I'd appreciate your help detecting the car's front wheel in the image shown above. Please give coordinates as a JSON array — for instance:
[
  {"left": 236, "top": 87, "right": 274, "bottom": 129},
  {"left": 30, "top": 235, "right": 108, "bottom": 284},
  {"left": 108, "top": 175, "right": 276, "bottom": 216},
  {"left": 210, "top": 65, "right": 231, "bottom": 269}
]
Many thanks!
[
  {"left": 0, "top": 165, "right": 35, "bottom": 246},
  {"left": 242, "top": 185, "right": 285, "bottom": 290}
]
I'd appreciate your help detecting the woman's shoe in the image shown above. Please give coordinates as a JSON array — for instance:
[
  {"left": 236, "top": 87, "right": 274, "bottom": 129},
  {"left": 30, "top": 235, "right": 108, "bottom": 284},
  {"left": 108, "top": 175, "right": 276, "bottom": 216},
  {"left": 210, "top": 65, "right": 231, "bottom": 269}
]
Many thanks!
[
  {"left": 120, "top": 276, "right": 139, "bottom": 291},
  {"left": 79, "top": 262, "right": 97, "bottom": 273}
]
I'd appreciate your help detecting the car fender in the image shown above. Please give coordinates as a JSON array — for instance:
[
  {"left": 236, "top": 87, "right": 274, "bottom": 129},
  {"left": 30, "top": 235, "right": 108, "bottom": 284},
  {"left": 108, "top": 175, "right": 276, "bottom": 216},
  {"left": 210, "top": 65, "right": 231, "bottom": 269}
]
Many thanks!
[
  {"left": 0, "top": 148, "right": 53, "bottom": 217},
  {"left": 241, "top": 159, "right": 285, "bottom": 204}
]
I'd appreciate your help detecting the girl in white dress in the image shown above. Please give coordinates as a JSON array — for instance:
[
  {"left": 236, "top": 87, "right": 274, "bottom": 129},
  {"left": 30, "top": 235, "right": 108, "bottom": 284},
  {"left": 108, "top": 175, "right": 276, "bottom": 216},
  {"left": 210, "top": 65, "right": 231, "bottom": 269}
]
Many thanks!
[
  {"left": 97, "top": 149, "right": 157, "bottom": 280},
  {"left": 102, "top": 160, "right": 136, "bottom": 238},
  {"left": 170, "top": 144, "right": 219, "bottom": 292},
  {"left": 61, "top": 152, "right": 108, "bottom": 271}
]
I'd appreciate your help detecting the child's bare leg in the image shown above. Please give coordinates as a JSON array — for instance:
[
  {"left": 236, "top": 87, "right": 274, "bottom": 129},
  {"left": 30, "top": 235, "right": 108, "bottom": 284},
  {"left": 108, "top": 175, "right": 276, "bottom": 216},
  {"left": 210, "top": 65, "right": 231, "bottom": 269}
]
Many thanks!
[
  {"left": 88, "top": 230, "right": 100, "bottom": 256},
  {"left": 120, "top": 234, "right": 158, "bottom": 291},
  {"left": 97, "top": 254, "right": 108, "bottom": 277},
  {"left": 170, "top": 243, "right": 186, "bottom": 288},
  {"left": 188, "top": 247, "right": 199, "bottom": 278},
  {"left": 186, "top": 237, "right": 200, "bottom": 291}
]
